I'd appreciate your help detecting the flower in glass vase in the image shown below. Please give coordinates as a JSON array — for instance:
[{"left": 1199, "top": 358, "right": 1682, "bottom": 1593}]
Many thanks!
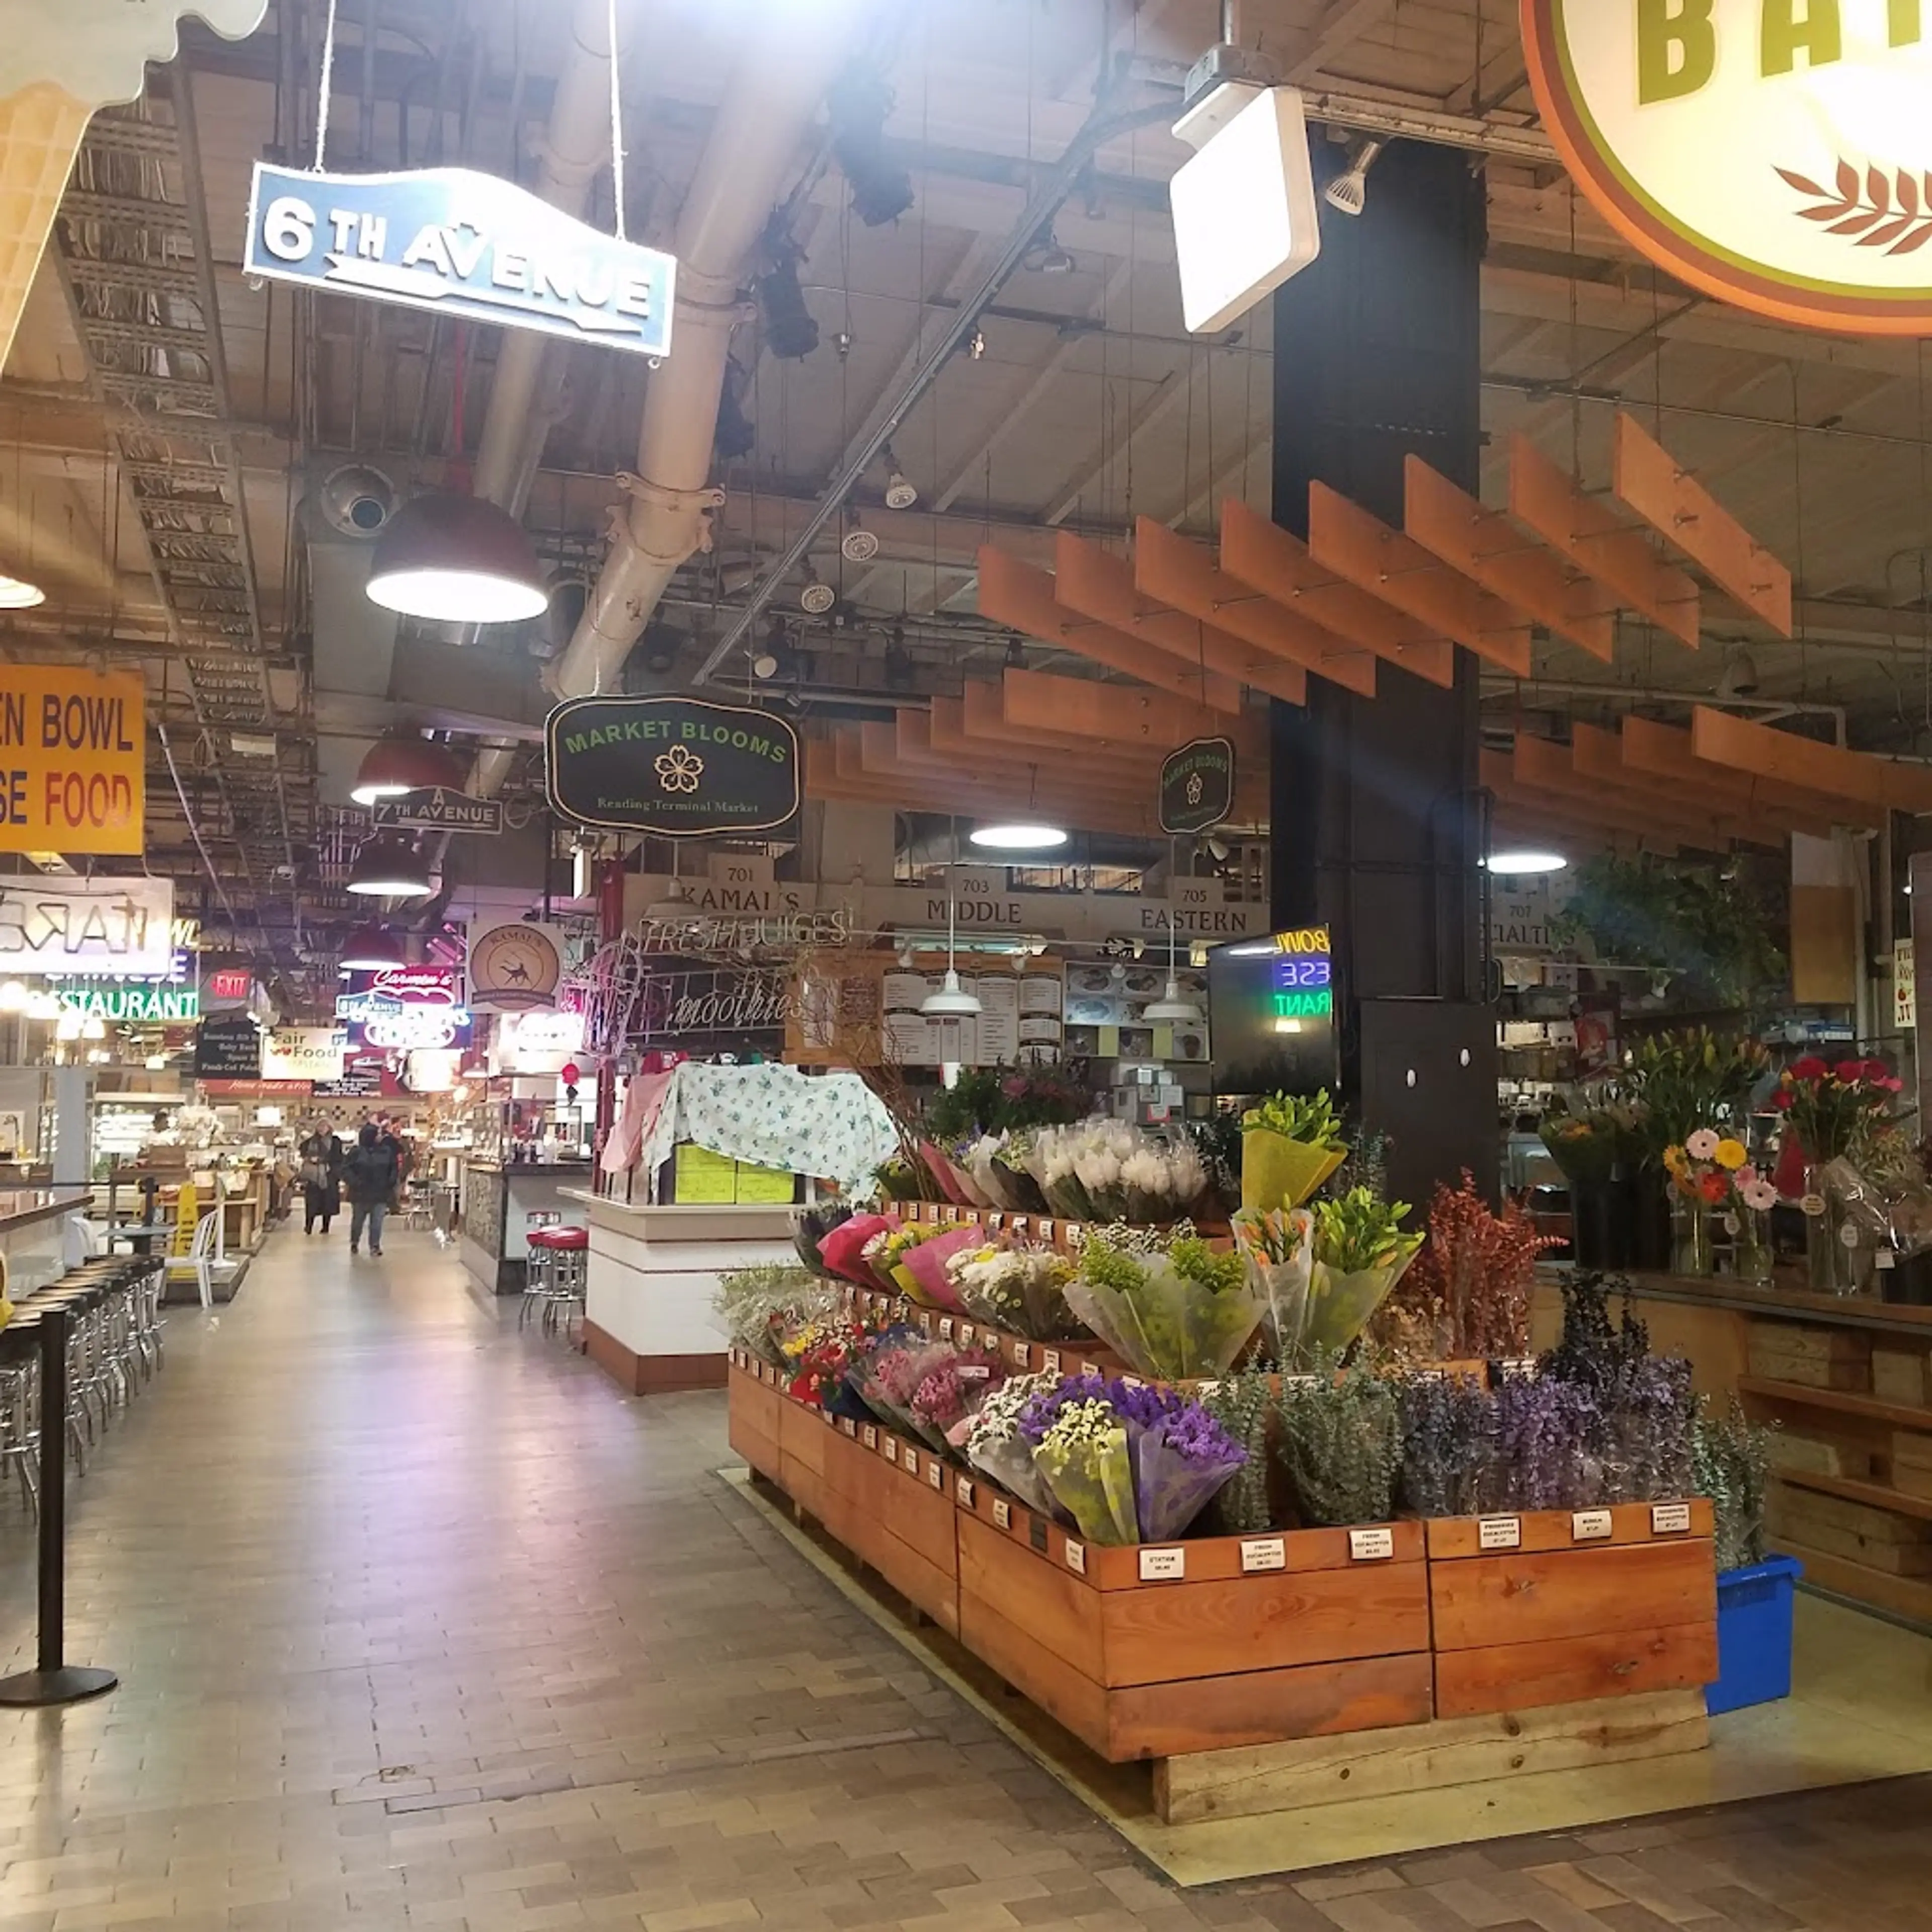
[{"left": 1773, "top": 1056, "right": 1902, "bottom": 1163}]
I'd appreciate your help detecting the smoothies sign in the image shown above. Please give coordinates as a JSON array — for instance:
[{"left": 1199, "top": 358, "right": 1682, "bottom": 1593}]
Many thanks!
[
  {"left": 1522, "top": 0, "right": 1932, "bottom": 333},
  {"left": 0, "top": 668, "right": 144, "bottom": 854}
]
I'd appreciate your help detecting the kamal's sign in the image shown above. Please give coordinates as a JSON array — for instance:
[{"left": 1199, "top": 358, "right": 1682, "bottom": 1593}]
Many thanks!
[
  {"left": 244, "top": 165, "right": 676, "bottom": 359},
  {"left": 546, "top": 695, "right": 800, "bottom": 838},
  {"left": 1523, "top": 1, "right": 1932, "bottom": 334}
]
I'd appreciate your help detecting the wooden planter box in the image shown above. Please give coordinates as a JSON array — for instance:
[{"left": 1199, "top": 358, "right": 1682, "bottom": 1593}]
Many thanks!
[
  {"left": 1425, "top": 1500, "right": 1719, "bottom": 1717},
  {"left": 726, "top": 1356, "right": 784, "bottom": 1485},
  {"left": 952, "top": 1481, "right": 1431, "bottom": 1763}
]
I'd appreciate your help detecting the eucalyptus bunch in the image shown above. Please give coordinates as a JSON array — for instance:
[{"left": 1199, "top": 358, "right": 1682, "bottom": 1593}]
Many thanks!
[
  {"left": 1196, "top": 1367, "right": 1278, "bottom": 1534},
  {"left": 1274, "top": 1353, "right": 1401, "bottom": 1527},
  {"left": 1694, "top": 1398, "right": 1778, "bottom": 1574}
]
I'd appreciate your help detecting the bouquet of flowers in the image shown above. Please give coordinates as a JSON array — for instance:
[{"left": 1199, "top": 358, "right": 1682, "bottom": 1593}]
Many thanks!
[
  {"left": 1241, "top": 1089, "right": 1348, "bottom": 1213},
  {"left": 945, "top": 1239, "right": 1083, "bottom": 1341},
  {"left": 792, "top": 1203, "right": 854, "bottom": 1277},
  {"left": 936, "top": 1137, "right": 998, "bottom": 1210},
  {"left": 778, "top": 1312, "right": 873, "bottom": 1419},
  {"left": 853, "top": 1334, "right": 961, "bottom": 1445},
  {"left": 872, "top": 1223, "right": 959, "bottom": 1299},
  {"left": 1537, "top": 1096, "right": 1639, "bottom": 1185},
  {"left": 897, "top": 1225, "right": 983, "bottom": 1312},
  {"left": 1066, "top": 1226, "right": 1265, "bottom": 1380},
  {"left": 908, "top": 1348, "right": 1008, "bottom": 1456},
  {"left": 983, "top": 1129, "right": 1049, "bottom": 1214},
  {"left": 917, "top": 1140, "right": 975, "bottom": 1206},
  {"left": 818, "top": 1211, "right": 900, "bottom": 1291},
  {"left": 714, "top": 1263, "right": 835, "bottom": 1367},
  {"left": 1774, "top": 1056, "right": 1903, "bottom": 1163},
  {"left": 964, "top": 1372, "right": 1069, "bottom": 1521},
  {"left": 1232, "top": 1206, "right": 1315, "bottom": 1362},
  {"left": 1017, "top": 1379, "right": 1135, "bottom": 1545},
  {"left": 1285, "top": 1188, "right": 1422, "bottom": 1366},
  {"left": 1031, "top": 1119, "right": 1134, "bottom": 1222}
]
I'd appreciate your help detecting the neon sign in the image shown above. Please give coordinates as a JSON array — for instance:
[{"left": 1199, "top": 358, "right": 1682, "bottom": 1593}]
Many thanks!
[{"left": 1268, "top": 927, "right": 1333, "bottom": 1029}]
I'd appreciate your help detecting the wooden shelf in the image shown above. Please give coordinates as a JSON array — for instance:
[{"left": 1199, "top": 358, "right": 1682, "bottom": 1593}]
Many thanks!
[
  {"left": 1738, "top": 1375, "right": 1932, "bottom": 1431},
  {"left": 1774, "top": 1466, "right": 1932, "bottom": 1522},
  {"left": 1769, "top": 1534, "right": 1932, "bottom": 1627}
]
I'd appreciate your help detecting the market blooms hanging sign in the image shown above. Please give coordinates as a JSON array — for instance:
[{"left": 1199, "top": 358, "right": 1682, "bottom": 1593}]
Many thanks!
[
  {"left": 546, "top": 695, "right": 801, "bottom": 838},
  {"left": 1522, "top": 0, "right": 1932, "bottom": 334},
  {"left": 244, "top": 166, "right": 676, "bottom": 359}
]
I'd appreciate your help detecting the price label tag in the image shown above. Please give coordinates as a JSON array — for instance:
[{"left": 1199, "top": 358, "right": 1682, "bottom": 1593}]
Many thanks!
[
  {"left": 986, "top": 1213, "right": 1004, "bottom": 1230},
  {"left": 883, "top": 1437, "right": 898, "bottom": 1464},
  {"left": 862, "top": 1425, "right": 878, "bottom": 1450},
  {"left": 1010, "top": 1217, "right": 1028, "bottom": 1234},
  {"left": 1064, "top": 1223, "right": 1086, "bottom": 1250},
  {"left": 820, "top": 1407, "right": 835, "bottom": 1427},
  {"left": 1028, "top": 1516, "right": 1049, "bottom": 1552},
  {"left": 1040, "top": 1349, "right": 1062, "bottom": 1375},
  {"left": 1479, "top": 1516, "right": 1522, "bottom": 1550},
  {"left": 1241, "top": 1537, "right": 1286, "bottom": 1573},
  {"left": 1064, "top": 1539, "right": 1086, "bottom": 1575},
  {"left": 1196, "top": 1380, "right": 1220, "bottom": 1399},
  {"left": 955, "top": 1477, "right": 975, "bottom": 1507},
  {"left": 956, "top": 1325, "right": 976, "bottom": 1347},
  {"left": 1120, "top": 1374, "right": 1145, "bottom": 1390},
  {"left": 939, "top": 1318, "right": 954, "bottom": 1340},
  {"left": 1572, "top": 1509, "right": 1614, "bottom": 1542},
  {"left": 927, "top": 1460, "right": 943, "bottom": 1491},
  {"left": 1012, "top": 1342, "right": 1031, "bottom": 1369},
  {"left": 958, "top": 1364, "right": 991, "bottom": 1382},
  {"left": 902, "top": 1451, "right": 919, "bottom": 1480},
  {"left": 1651, "top": 1501, "right": 1693, "bottom": 1535},
  {"left": 1139, "top": 1548, "right": 1186, "bottom": 1582},
  {"left": 1037, "top": 1220, "right": 1055, "bottom": 1241},
  {"left": 1349, "top": 1527, "right": 1395, "bottom": 1563},
  {"left": 993, "top": 1499, "right": 1012, "bottom": 1530}
]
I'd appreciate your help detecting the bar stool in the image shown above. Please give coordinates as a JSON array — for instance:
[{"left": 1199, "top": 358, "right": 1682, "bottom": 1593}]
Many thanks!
[{"left": 521, "top": 1227, "right": 589, "bottom": 1340}]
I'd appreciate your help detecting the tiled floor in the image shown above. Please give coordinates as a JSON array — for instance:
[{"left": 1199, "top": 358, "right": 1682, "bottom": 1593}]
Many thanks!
[{"left": 0, "top": 1227, "right": 1925, "bottom": 1930}]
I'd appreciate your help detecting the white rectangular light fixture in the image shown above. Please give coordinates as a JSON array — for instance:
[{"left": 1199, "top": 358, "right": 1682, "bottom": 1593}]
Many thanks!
[{"left": 1169, "top": 85, "right": 1321, "bottom": 335}]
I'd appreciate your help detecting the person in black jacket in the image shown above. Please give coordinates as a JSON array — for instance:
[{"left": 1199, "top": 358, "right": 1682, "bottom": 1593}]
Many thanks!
[
  {"left": 343, "top": 1121, "right": 400, "bottom": 1257},
  {"left": 298, "top": 1123, "right": 344, "bottom": 1236}
]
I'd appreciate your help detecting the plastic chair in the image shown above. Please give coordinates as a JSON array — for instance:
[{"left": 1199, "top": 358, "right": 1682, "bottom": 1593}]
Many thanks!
[{"left": 165, "top": 1211, "right": 220, "bottom": 1310}]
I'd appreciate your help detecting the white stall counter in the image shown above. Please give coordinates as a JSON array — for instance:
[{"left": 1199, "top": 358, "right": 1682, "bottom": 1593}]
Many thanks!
[{"left": 564, "top": 1191, "right": 798, "bottom": 1395}]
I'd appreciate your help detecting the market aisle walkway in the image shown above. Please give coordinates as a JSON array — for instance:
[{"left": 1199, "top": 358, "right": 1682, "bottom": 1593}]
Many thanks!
[{"left": 0, "top": 1229, "right": 1923, "bottom": 1932}]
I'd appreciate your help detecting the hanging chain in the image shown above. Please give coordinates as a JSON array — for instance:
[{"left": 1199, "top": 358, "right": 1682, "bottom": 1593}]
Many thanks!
[
  {"left": 313, "top": 0, "right": 341, "bottom": 171},
  {"left": 608, "top": 0, "right": 627, "bottom": 240}
]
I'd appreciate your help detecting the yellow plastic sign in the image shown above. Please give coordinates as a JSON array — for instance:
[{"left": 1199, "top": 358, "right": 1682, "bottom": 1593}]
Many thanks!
[{"left": 0, "top": 667, "right": 144, "bottom": 854}]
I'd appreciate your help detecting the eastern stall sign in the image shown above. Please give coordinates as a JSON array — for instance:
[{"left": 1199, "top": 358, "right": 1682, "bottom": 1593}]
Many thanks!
[
  {"left": 546, "top": 696, "right": 801, "bottom": 838},
  {"left": 243, "top": 165, "right": 676, "bottom": 359},
  {"left": 1159, "top": 737, "right": 1236, "bottom": 837}
]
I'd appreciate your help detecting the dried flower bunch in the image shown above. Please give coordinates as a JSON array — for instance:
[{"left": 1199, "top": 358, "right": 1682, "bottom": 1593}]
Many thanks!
[{"left": 1389, "top": 1173, "right": 1559, "bottom": 1363}]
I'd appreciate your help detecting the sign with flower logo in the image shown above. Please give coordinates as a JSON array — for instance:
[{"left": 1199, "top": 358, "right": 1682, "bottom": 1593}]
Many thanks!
[
  {"left": 1158, "top": 737, "right": 1236, "bottom": 837},
  {"left": 545, "top": 695, "right": 800, "bottom": 838},
  {"left": 1522, "top": 1, "right": 1932, "bottom": 334}
]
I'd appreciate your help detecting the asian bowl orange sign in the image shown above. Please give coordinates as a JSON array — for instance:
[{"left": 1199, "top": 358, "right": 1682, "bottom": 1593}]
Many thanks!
[{"left": 0, "top": 668, "right": 145, "bottom": 855}]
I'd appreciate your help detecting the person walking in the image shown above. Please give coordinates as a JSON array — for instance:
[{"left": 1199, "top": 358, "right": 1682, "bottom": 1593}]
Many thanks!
[
  {"left": 298, "top": 1122, "right": 344, "bottom": 1236},
  {"left": 343, "top": 1121, "right": 400, "bottom": 1257}
]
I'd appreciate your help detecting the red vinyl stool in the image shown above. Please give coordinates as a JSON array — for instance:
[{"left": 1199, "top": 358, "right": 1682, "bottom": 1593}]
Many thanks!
[{"left": 520, "top": 1226, "right": 589, "bottom": 1338}]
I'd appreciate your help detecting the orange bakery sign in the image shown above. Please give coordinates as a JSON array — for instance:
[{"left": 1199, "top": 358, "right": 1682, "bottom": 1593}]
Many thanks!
[
  {"left": 0, "top": 667, "right": 145, "bottom": 855},
  {"left": 1523, "top": 1, "right": 1932, "bottom": 335}
]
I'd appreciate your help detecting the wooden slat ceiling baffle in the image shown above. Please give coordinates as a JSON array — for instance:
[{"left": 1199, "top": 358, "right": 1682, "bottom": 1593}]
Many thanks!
[
  {"left": 892, "top": 712, "right": 1167, "bottom": 801},
  {"left": 1493, "top": 802, "right": 1641, "bottom": 857},
  {"left": 1307, "top": 481, "right": 1528, "bottom": 677},
  {"left": 1507, "top": 739, "right": 1736, "bottom": 849},
  {"left": 1613, "top": 716, "right": 1855, "bottom": 837},
  {"left": 1613, "top": 415, "right": 1795, "bottom": 636},
  {"left": 1220, "top": 498, "right": 1459, "bottom": 682},
  {"left": 1052, "top": 531, "right": 1309, "bottom": 707},
  {"left": 1133, "top": 516, "right": 1378, "bottom": 697},
  {"left": 976, "top": 548, "right": 1243, "bottom": 711},
  {"left": 1403, "top": 457, "right": 1615, "bottom": 663},
  {"left": 1691, "top": 706, "right": 1932, "bottom": 817},
  {"left": 1508, "top": 434, "right": 1702, "bottom": 648},
  {"left": 1567, "top": 721, "right": 1789, "bottom": 848},
  {"left": 1482, "top": 751, "right": 1681, "bottom": 853},
  {"left": 997, "top": 666, "right": 1260, "bottom": 755},
  {"left": 958, "top": 678, "right": 1222, "bottom": 761}
]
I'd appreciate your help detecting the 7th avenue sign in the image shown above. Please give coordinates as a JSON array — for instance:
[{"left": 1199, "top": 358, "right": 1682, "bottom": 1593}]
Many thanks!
[
  {"left": 244, "top": 165, "right": 676, "bottom": 359},
  {"left": 371, "top": 787, "right": 504, "bottom": 835}
]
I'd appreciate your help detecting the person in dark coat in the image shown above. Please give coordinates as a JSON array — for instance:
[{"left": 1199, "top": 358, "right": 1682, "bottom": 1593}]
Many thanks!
[
  {"left": 343, "top": 1121, "right": 400, "bottom": 1257},
  {"left": 298, "top": 1123, "right": 344, "bottom": 1236}
]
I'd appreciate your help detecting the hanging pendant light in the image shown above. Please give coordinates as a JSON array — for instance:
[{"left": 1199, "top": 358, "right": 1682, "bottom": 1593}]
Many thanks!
[
  {"left": 646, "top": 846, "right": 700, "bottom": 924},
  {"left": 338, "top": 922, "right": 407, "bottom": 972},
  {"left": 922, "top": 822, "right": 982, "bottom": 1019},
  {"left": 346, "top": 834, "right": 435, "bottom": 897},
  {"left": 0, "top": 568, "right": 45, "bottom": 609},
  {"left": 350, "top": 733, "right": 467, "bottom": 806},
  {"left": 365, "top": 493, "right": 550, "bottom": 623},
  {"left": 1144, "top": 837, "right": 1203, "bottom": 1026}
]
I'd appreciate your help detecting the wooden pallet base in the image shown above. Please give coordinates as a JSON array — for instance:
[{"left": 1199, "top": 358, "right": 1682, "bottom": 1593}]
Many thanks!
[{"left": 1152, "top": 1688, "right": 1710, "bottom": 1825}]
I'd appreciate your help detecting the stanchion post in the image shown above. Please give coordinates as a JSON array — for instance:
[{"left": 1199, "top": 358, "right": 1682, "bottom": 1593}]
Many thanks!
[{"left": 0, "top": 1303, "right": 117, "bottom": 1706}]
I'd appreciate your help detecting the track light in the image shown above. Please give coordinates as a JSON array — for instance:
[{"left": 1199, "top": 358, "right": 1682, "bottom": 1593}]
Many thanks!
[
  {"left": 752, "top": 652, "right": 781, "bottom": 680},
  {"left": 1718, "top": 648, "right": 1761, "bottom": 698},
  {"left": 1004, "top": 635, "right": 1025, "bottom": 669},
  {"left": 1323, "top": 137, "right": 1386, "bottom": 216},
  {"left": 829, "top": 69, "right": 915, "bottom": 226},
  {"left": 755, "top": 228, "right": 820, "bottom": 360},
  {"left": 840, "top": 517, "right": 880, "bottom": 564},
  {"left": 880, "top": 442, "right": 918, "bottom": 509},
  {"left": 799, "top": 565, "right": 837, "bottom": 615},
  {"left": 365, "top": 492, "right": 549, "bottom": 622},
  {"left": 1022, "top": 224, "right": 1076, "bottom": 274},
  {"left": 967, "top": 327, "right": 987, "bottom": 360}
]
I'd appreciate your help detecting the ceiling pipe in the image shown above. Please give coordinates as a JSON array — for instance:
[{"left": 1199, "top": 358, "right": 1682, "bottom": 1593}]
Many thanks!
[{"left": 516, "top": 0, "right": 877, "bottom": 741}]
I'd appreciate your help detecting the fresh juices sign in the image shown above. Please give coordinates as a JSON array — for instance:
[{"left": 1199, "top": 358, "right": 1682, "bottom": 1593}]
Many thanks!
[{"left": 1523, "top": 0, "right": 1932, "bottom": 332}]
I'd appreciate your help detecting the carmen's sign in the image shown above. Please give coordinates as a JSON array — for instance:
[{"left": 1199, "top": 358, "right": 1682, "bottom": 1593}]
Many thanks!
[
  {"left": 1523, "top": 1, "right": 1932, "bottom": 334},
  {"left": 244, "top": 165, "right": 676, "bottom": 359},
  {"left": 546, "top": 696, "right": 801, "bottom": 838}
]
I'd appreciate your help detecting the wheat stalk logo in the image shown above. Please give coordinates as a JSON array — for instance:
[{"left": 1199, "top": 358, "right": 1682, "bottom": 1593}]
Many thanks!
[{"left": 1778, "top": 158, "right": 1932, "bottom": 255}]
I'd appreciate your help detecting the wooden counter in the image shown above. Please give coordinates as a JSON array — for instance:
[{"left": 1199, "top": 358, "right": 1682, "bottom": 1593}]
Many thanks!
[{"left": 1534, "top": 1270, "right": 1932, "bottom": 1628}]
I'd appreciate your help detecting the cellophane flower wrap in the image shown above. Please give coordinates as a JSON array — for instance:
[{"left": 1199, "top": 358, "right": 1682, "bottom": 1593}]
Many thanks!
[
  {"left": 964, "top": 1372, "right": 1068, "bottom": 1522},
  {"left": 778, "top": 1313, "right": 872, "bottom": 1420},
  {"left": 855, "top": 1335, "right": 961, "bottom": 1443},
  {"left": 817, "top": 1212, "right": 899, "bottom": 1290},
  {"left": 917, "top": 1139, "right": 973, "bottom": 1206},
  {"left": 941, "top": 1139, "right": 997, "bottom": 1209},
  {"left": 1020, "top": 1383, "right": 1139, "bottom": 1545},
  {"left": 1240, "top": 1090, "right": 1348, "bottom": 1213},
  {"left": 988, "top": 1130, "right": 1049, "bottom": 1214},
  {"left": 1233, "top": 1208, "right": 1314, "bottom": 1362},
  {"left": 1066, "top": 1228, "right": 1264, "bottom": 1380},
  {"left": 876, "top": 1224, "right": 946, "bottom": 1299},
  {"left": 792, "top": 1203, "right": 853, "bottom": 1277},
  {"left": 946, "top": 1240, "right": 1082, "bottom": 1341},
  {"left": 899, "top": 1226, "right": 983, "bottom": 1313},
  {"left": 1293, "top": 1188, "right": 1423, "bottom": 1365},
  {"left": 714, "top": 1263, "right": 836, "bottom": 1368},
  {"left": 908, "top": 1347, "right": 1008, "bottom": 1459}
]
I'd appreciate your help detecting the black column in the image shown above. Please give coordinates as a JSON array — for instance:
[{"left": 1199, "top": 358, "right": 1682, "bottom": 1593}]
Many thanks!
[{"left": 1268, "top": 137, "right": 1497, "bottom": 1206}]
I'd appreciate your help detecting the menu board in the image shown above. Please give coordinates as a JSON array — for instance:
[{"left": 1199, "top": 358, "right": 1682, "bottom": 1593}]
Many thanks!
[
  {"left": 787, "top": 952, "right": 1065, "bottom": 1067},
  {"left": 194, "top": 1014, "right": 263, "bottom": 1081}
]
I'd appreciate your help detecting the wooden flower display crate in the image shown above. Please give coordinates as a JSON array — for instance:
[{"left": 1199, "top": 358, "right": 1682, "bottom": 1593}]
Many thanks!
[
  {"left": 1424, "top": 1500, "right": 1719, "bottom": 1717},
  {"left": 725, "top": 1359, "right": 785, "bottom": 1485}
]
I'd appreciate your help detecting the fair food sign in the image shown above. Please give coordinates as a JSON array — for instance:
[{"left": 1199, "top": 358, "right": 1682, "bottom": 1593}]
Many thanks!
[
  {"left": 244, "top": 165, "right": 676, "bottom": 359},
  {"left": 1523, "top": 0, "right": 1932, "bottom": 334}
]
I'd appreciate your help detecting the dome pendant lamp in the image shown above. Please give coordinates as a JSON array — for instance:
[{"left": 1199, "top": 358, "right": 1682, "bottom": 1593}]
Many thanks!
[
  {"left": 350, "top": 733, "right": 467, "bottom": 806},
  {"left": 365, "top": 492, "right": 549, "bottom": 623},
  {"left": 1143, "top": 838, "right": 1204, "bottom": 1026},
  {"left": 921, "top": 821, "right": 982, "bottom": 1020},
  {"left": 338, "top": 922, "right": 407, "bottom": 972},
  {"left": 347, "top": 834, "right": 435, "bottom": 898}
]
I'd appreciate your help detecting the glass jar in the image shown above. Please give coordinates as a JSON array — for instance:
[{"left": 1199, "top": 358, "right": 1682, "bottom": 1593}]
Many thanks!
[
  {"left": 1801, "top": 1162, "right": 1861, "bottom": 1296},
  {"left": 1670, "top": 1192, "right": 1714, "bottom": 1277},
  {"left": 1726, "top": 1205, "right": 1774, "bottom": 1286}
]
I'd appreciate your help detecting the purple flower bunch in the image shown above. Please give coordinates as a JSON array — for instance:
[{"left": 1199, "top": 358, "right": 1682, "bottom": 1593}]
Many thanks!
[{"left": 1485, "top": 1376, "right": 1602, "bottom": 1512}]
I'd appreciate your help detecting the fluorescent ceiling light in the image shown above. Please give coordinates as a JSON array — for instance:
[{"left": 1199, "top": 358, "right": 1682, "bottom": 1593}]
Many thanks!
[
  {"left": 969, "top": 823, "right": 1068, "bottom": 852},
  {"left": 1485, "top": 850, "right": 1568, "bottom": 875}
]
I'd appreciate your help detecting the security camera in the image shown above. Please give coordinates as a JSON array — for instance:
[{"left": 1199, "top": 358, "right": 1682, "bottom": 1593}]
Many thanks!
[{"left": 318, "top": 464, "right": 398, "bottom": 537}]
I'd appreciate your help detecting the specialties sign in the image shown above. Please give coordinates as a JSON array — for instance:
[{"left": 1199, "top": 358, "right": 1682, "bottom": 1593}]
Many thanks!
[
  {"left": 243, "top": 165, "right": 676, "bottom": 358},
  {"left": 546, "top": 696, "right": 800, "bottom": 838},
  {"left": 0, "top": 667, "right": 144, "bottom": 855},
  {"left": 1522, "top": 0, "right": 1932, "bottom": 334}
]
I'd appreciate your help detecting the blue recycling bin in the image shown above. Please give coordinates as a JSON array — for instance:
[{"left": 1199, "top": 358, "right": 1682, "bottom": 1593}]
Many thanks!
[{"left": 1706, "top": 1554, "right": 1803, "bottom": 1715}]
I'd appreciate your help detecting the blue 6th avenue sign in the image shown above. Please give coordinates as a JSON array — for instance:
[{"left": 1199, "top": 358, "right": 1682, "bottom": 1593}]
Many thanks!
[{"left": 244, "top": 165, "right": 676, "bottom": 359}]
